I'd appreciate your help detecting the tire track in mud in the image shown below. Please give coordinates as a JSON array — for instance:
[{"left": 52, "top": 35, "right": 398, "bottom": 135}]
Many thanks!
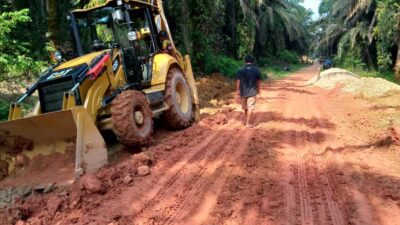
[
  {"left": 278, "top": 82, "right": 315, "bottom": 225},
  {"left": 130, "top": 119, "right": 241, "bottom": 218},
  {"left": 307, "top": 93, "right": 375, "bottom": 225},
  {"left": 95, "top": 113, "right": 242, "bottom": 219},
  {"left": 278, "top": 83, "right": 298, "bottom": 225},
  {"left": 158, "top": 107, "right": 265, "bottom": 225},
  {"left": 181, "top": 129, "right": 255, "bottom": 225},
  {"left": 293, "top": 92, "right": 314, "bottom": 225},
  {"left": 161, "top": 131, "right": 243, "bottom": 225},
  {"left": 130, "top": 113, "right": 245, "bottom": 224},
  {"left": 301, "top": 91, "right": 344, "bottom": 225},
  {"left": 161, "top": 110, "right": 268, "bottom": 225},
  {"left": 137, "top": 128, "right": 243, "bottom": 224},
  {"left": 276, "top": 67, "right": 346, "bottom": 225}
]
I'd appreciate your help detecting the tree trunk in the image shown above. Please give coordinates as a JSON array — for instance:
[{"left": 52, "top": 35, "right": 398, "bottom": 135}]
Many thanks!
[
  {"left": 395, "top": 38, "right": 400, "bottom": 79},
  {"left": 368, "top": 10, "right": 377, "bottom": 44},
  {"left": 46, "top": 0, "right": 59, "bottom": 49},
  {"left": 364, "top": 43, "right": 375, "bottom": 69},
  {"left": 181, "top": 0, "right": 191, "bottom": 54}
]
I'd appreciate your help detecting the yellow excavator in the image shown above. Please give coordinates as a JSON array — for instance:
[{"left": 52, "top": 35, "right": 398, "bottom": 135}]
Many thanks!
[{"left": 0, "top": 0, "right": 199, "bottom": 189}]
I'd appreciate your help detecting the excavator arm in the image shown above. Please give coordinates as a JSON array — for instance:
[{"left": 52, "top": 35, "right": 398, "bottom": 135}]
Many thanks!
[{"left": 155, "top": 0, "right": 200, "bottom": 121}]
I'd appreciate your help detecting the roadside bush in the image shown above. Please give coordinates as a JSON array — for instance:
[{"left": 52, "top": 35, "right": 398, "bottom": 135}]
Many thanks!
[
  {"left": 258, "top": 56, "right": 274, "bottom": 67},
  {"left": 277, "top": 50, "right": 300, "bottom": 64},
  {"left": 0, "top": 9, "right": 46, "bottom": 82},
  {"left": 334, "top": 54, "right": 366, "bottom": 71},
  {"left": 0, "top": 100, "right": 9, "bottom": 121},
  {"left": 216, "top": 56, "right": 243, "bottom": 78},
  {"left": 204, "top": 54, "right": 243, "bottom": 78}
]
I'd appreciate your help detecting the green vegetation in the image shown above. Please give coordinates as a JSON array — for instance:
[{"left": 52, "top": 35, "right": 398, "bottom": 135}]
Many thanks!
[
  {"left": 262, "top": 64, "right": 307, "bottom": 80},
  {"left": 166, "top": 0, "right": 312, "bottom": 74},
  {"left": 0, "top": 8, "right": 47, "bottom": 81},
  {"left": 0, "top": 100, "right": 9, "bottom": 121},
  {"left": 202, "top": 51, "right": 306, "bottom": 80},
  {"left": 315, "top": 0, "right": 400, "bottom": 80},
  {"left": 0, "top": 0, "right": 313, "bottom": 83},
  {"left": 342, "top": 68, "right": 397, "bottom": 83}
]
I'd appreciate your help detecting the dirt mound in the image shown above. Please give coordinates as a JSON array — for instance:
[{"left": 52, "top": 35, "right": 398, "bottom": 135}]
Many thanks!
[
  {"left": 309, "top": 68, "right": 400, "bottom": 97},
  {"left": 0, "top": 131, "right": 34, "bottom": 156},
  {"left": 0, "top": 150, "right": 157, "bottom": 225},
  {"left": 196, "top": 73, "right": 235, "bottom": 117}
]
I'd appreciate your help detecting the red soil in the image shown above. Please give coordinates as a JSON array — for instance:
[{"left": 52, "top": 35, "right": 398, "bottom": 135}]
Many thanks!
[{"left": 1, "top": 64, "right": 400, "bottom": 225}]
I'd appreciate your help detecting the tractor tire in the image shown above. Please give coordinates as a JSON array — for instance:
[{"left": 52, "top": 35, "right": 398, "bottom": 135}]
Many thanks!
[
  {"left": 111, "top": 90, "right": 153, "bottom": 147},
  {"left": 162, "top": 68, "right": 193, "bottom": 129}
]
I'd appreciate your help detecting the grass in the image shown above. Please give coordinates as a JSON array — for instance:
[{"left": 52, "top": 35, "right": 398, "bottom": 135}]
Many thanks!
[
  {"left": 0, "top": 100, "right": 9, "bottom": 121},
  {"left": 207, "top": 55, "right": 309, "bottom": 81},
  {"left": 261, "top": 64, "right": 308, "bottom": 80},
  {"left": 337, "top": 67, "right": 398, "bottom": 84}
]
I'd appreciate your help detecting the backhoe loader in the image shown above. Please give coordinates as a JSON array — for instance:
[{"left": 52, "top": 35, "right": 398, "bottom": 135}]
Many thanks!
[{"left": 0, "top": 0, "right": 199, "bottom": 192}]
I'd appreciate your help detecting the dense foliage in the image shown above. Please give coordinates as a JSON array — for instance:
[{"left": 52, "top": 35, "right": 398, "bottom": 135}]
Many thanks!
[
  {"left": 0, "top": 8, "right": 46, "bottom": 81},
  {"left": 165, "top": 0, "right": 312, "bottom": 74},
  {"left": 315, "top": 0, "right": 400, "bottom": 79},
  {"left": 0, "top": 0, "right": 312, "bottom": 81}
]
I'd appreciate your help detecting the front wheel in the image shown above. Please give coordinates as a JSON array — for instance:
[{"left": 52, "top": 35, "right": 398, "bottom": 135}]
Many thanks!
[
  {"left": 111, "top": 90, "right": 153, "bottom": 147},
  {"left": 162, "top": 68, "right": 193, "bottom": 129}
]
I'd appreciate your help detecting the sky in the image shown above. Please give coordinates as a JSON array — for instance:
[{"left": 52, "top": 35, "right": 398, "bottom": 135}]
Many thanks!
[{"left": 301, "top": 0, "right": 322, "bottom": 20}]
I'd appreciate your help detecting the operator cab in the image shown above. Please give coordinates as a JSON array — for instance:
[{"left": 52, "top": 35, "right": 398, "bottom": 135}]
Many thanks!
[{"left": 69, "top": 2, "right": 161, "bottom": 88}]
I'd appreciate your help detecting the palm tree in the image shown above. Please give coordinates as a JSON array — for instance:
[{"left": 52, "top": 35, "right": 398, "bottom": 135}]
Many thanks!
[
  {"left": 46, "top": 0, "right": 59, "bottom": 49},
  {"left": 238, "top": 0, "right": 309, "bottom": 57},
  {"left": 317, "top": 0, "right": 377, "bottom": 67}
]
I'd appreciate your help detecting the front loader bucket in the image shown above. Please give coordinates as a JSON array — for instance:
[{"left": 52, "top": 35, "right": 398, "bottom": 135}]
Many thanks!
[{"left": 0, "top": 106, "right": 108, "bottom": 188}]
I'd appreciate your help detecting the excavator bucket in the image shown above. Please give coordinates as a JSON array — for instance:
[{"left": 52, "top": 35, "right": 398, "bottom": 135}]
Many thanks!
[{"left": 0, "top": 106, "right": 108, "bottom": 189}]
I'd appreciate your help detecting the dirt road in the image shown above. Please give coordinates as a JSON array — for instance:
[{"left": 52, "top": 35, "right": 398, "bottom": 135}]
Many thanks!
[{"left": 3, "top": 64, "right": 400, "bottom": 225}]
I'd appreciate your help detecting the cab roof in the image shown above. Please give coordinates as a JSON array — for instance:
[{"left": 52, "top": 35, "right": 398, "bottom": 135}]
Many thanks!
[{"left": 72, "top": 0, "right": 157, "bottom": 14}]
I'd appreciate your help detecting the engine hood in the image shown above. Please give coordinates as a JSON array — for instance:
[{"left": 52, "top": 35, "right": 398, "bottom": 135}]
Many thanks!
[{"left": 54, "top": 51, "right": 108, "bottom": 71}]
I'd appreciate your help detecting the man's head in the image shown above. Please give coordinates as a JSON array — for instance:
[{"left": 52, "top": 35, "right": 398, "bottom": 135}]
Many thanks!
[{"left": 245, "top": 55, "right": 255, "bottom": 64}]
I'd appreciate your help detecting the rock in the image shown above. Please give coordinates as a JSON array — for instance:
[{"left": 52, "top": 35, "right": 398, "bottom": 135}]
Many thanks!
[
  {"left": 15, "top": 154, "right": 29, "bottom": 168},
  {"left": 132, "top": 152, "right": 155, "bottom": 167},
  {"left": 165, "top": 145, "right": 173, "bottom": 151},
  {"left": 46, "top": 196, "right": 63, "bottom": 214},
  {"left": 107, "top": 222, "right": 119, "bottom": 225},
  {"left": 210, "top": 99, "right": 218, "bottom": 106},
  {"left": 15, "top": 220, "right": 26, "bottom": 225},
  {"left": 123, "top": 175, "right": 133, "bottom": 184},
  {"left": 80, "top": 174, "right": 105, "bottom": 194},
  {"left": 137, "top": 165, "right": 150, "bottom": 176}
]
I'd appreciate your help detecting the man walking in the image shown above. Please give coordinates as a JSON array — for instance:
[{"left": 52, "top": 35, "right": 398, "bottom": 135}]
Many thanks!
[{"left": 236, "top": 55, "right": 261, "bottom": 128}]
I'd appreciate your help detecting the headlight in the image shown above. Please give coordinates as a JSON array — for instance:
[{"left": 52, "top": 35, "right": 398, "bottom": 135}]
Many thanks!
[
  {"left": 54, "top": 51, "right": 63, "bottom": 62},
  {"left": 128, "top": 31, "right": 137, "bottom": 41}
]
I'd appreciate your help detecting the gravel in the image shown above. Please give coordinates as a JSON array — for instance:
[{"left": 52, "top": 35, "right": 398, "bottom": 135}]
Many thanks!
[{"left": 308, "top": 68, "right": 400, "bottom": 97}]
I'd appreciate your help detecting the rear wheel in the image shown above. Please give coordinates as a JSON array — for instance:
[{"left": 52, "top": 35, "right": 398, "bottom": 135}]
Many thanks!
[
  {"left": 162, "top": 68, "right": 193, "bottom": 129},
  {"left": 111, "top": 90, "right": 153, "bottom": 146}
]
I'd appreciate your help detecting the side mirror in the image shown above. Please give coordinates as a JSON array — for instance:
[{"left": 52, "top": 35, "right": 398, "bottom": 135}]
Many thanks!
[{"left": 112, "top": 9, "right": 125, "bottom": 23}]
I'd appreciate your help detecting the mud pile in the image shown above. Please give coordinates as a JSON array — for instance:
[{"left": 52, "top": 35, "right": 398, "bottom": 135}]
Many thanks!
[
  {"left": 309, "top": 68, "right": 400, "bottom": 97},
  {"left": 196, "top": 73, "right": 235, "bottom": 117},
  {"left": 0, "top": 150, "right": 156, "bottom": 225},
  {"left": 0, "top": 130, "right": 34, "bottom": 183}
]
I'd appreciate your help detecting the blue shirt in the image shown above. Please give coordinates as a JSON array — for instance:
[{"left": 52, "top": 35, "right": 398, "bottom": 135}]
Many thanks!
[{"left": 236, "top": 64, "right": 261, "bottom": 97}]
